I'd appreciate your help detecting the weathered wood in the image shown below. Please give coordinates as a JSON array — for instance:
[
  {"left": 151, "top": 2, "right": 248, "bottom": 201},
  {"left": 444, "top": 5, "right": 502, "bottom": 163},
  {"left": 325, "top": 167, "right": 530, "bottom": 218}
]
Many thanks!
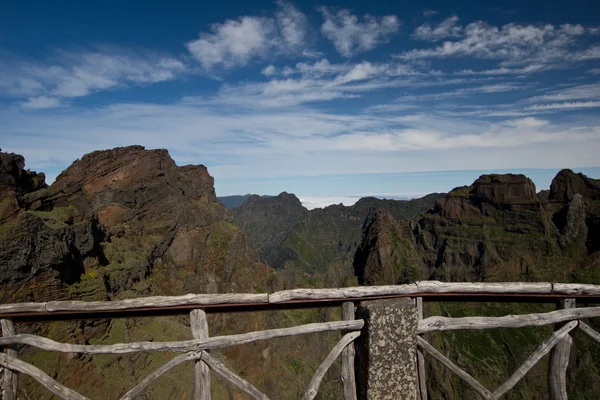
[
  {"left": 45, "top": 293, "right": 269, "bottom": 312},
  {"left": 2, "top": 282, "right": 600, "bottom": 318},
  {"left": 548, "top": 298, "right": 575, "bottom": 400},
  {"left": 0, "top": 352, "right": 89, "bottom": 400},
  {"left": 552, "top": 283, "right": 600, "bottom": 296},
  {"left": 549, "top": 334, "right": 572, "bottom": 400},
  {"left": 415, "top": 297, "right": 427, "bottom": 400},
  {"left": 302, "top": 331, "right": 361, "bottom": 400},
  {"left": 0, "top": 303, "right": 47, "bottom": 315},
  {"left": 0, "top": 320, "right": 364, "bottom": 354},
  {"left": 201, "top": 352, "right": 269, "bottom": 400},
  {"left": 416, "top": 281, "right": 553, "bottom": 294},
  {"left": 340, "top": 303, "right": 357, "bottom": 400},
  {"left": 1, "top": 319, "right": 18, "bottom": 400},
  {"left": 419, "top": 306, "right": 600, "bottom": 332},
  {"left": 491, "top": 321, "right": 578, "bottom": 400},
  {"left": 579, "top": 321, "right": 600, "bottom": 345},
  {"left": 268, "top": 285, "right": 418, "bottom": 303},
  {"left": 191, "top": 309, "right": 211, "bottom": 400},
  {"left": 121, "top": 351, "right": 201, "bottom": 400},
  {"left": 417, "top": 350, "right": 427, "bottom": 400},
  {"left": 417, "top": 336, "right": 492, "bottom": 400}
]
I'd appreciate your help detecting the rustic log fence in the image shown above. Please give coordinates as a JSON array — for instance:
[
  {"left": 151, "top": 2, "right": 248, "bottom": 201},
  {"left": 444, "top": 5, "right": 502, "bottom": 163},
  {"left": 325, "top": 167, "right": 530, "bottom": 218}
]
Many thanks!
[{"left": 1, "top": 281, "right": 600, "bottom": 399}]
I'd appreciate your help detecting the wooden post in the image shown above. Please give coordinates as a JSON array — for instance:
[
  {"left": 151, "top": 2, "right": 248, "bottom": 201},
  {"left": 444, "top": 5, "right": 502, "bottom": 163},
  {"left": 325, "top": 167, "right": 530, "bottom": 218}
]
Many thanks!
[
  {"left": 549, "top": 298, "right": 574, "bottom": 400},
  {"left": 341, "top": 302, "right": 357, "bottom": 400},
  {"left": 1, "top": 319, "right": 18, "bottom": 400},
  {"left": 416, "top": 297, "right": 427, "bottom": 400},
  {"left": 191, "top": 309, "right": 210, "bottom": 400}
]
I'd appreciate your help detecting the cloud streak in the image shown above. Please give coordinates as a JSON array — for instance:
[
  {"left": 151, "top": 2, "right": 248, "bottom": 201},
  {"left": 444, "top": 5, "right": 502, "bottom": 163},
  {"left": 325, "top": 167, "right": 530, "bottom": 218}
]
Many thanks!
[{"left": 0, "top": 49, "right": 186, "bottom": 108}]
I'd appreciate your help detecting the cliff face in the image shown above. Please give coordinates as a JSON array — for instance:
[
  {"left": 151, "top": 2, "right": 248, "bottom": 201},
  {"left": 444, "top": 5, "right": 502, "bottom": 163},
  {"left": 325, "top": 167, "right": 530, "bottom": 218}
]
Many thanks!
[
  {"left": 353, "top": 170, "right": 600, "bottom": 399},
  {"left": 0, "top": 147, "right": 284, "bottom": 400},
  {"left": 1, "top": 146, "right": 268, "bottom": 302},
  {"left": 232, "top": 191, "right": 444, "bottom": 286},
  {"left": 356, "top": 171, "right": 600, "bottom": 285}
]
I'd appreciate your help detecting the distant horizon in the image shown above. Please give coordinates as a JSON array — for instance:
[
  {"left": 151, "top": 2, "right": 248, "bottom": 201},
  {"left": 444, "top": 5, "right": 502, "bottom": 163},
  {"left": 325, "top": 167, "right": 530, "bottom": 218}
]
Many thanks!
[{"left": 214, "top": 166, "right": 600, "bottom": 209}]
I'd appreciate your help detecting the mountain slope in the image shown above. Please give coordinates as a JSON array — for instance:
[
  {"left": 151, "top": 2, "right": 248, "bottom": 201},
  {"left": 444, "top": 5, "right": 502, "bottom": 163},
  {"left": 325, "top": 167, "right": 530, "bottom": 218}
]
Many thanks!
[
  {"left": 231, "top": 191, "right": 444, "bottom": 287},
  {"left": 353, "top": 171, "right": 600, "bottom": 399},
  {"left": 2, "top": 147, "right": 334, "bottom": 400}
]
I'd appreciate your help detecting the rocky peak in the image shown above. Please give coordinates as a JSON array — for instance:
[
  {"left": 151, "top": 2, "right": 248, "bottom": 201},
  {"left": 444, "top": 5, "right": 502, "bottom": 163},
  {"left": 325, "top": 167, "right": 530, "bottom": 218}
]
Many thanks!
[
  {"left": 354, "top": 209, "right": 420, "bottom": 285},
  {"left": 549, "top": 169, "right": 600, "bottom": 203},
  {"left": 235, "top": 191, "right": 305, "bottom": 215},
  {"left": 0, "top": 150, "right": 47, "bottom": 222},
  {"left": 430, "top": 174, "right": 539, "bottom": 219},
  {"left": 471, "top": 174, "right": 538, "bottom": 208}
]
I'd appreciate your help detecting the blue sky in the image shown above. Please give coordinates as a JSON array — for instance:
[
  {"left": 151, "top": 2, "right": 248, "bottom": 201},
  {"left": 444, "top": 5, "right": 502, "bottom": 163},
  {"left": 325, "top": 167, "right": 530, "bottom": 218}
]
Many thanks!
[{"left": 1, "top": 0, "right": 600, "bottom": 207}]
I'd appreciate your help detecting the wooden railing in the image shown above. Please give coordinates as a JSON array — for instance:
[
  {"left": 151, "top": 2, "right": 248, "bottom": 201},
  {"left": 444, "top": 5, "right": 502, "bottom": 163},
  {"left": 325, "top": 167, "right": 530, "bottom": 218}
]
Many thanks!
[{"left": 1, "top": 281, "right": 600, "bottom": 399}]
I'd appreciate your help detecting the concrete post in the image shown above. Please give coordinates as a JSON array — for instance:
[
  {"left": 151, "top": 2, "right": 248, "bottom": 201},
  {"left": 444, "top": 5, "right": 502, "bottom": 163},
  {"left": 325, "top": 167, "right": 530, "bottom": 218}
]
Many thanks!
[{"left": 355, "top": 298, "right": 418, "bottom": 400}]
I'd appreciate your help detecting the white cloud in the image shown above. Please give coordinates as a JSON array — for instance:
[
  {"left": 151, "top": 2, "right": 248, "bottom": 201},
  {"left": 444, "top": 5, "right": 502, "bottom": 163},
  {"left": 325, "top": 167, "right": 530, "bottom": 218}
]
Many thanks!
[
  {"left": 399, "top": 21, "right": 597, "bottom": 66},
  {"left": 454, "top": 64, "right": 548, "bottom": 75},
  {"left": 528, "top": 83, "right": 600, "bottom": 102},
  {"left": 413, "top": 16, "right": 462, "bottom": 41},
  {"left": 262, "top": 65, "right": 277, "bottom": 77},
  {"left": 19, "top": 96, "right": 61, "bottom": 109},
  {"left": 527, "top": 101, "right": 600, "bottom": 110},
  {"left": 588, "top": 68, "right": 600, "bottom": 74},
  {"left": 275, "top": 0, "right": 307, "bottom": 49},
  {"left": 395, "top": 83, "right": 525, "bottom": 102},
  {"left": 2, "top": 99, "right": 600, "bottom": 191},
  {"left": 300, "top": 196, "right": 361, "bottom": 209},
  {"left": 0, "top": 49, "right": 186, "bottom": 105},
  {"left": 319, "top": 8, "right": 400, "bottom": 57},
  {"left": 186, "top": 2, "right": 309, "bottom": 70}
]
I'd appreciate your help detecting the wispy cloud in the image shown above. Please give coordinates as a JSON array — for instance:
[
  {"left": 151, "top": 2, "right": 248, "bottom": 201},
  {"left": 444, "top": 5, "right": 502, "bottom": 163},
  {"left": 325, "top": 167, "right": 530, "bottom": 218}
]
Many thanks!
[
  {"left": 186, "top": 1, "right": 308, "bottom": 70},
  {"left": 527, "top": 83, "right": 600, "bottom": 102},
  {"left": 319, "top": 8, "right": 400, "bottom": 57},
  {"left": 526, "top": 101, "right": 600, "bottom": 110},
  {"left": 399, "top": 22, "right": 599, "bottom": 66},
  {"left": 0, "top": 49, "right": 186, "bottom": 107},
  {"left": 19, "top": 96, "right": 62, "bottom": 110},
  {"left": 394, "top": 83, "right": 526, "bottom": 102},
  {"left": 413, "top": 16, "right": 462, "bottom": 41}
]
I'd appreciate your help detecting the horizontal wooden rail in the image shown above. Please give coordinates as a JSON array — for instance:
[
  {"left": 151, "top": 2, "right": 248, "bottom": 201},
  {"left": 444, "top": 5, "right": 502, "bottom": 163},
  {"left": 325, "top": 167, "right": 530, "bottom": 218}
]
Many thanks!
[
  {"left": 3, "top": 282, "right": 600, "bottom": 321},
  {"left": 0, "top": 320, "right": 363, "bottom": 354},
  {"left": 419, "top": 307, "right": 600, "bottom": 332}
]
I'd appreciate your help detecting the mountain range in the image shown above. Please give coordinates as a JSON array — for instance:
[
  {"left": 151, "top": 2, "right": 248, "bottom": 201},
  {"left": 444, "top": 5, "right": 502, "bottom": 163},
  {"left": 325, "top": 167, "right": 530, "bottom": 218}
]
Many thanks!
[{"left": 1, "top": 145, "right": 599, "bottom": 399}]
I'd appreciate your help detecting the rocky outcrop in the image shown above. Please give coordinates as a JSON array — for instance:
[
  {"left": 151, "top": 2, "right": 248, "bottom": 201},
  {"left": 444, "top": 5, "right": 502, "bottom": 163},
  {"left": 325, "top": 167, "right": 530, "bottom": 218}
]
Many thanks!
[
  {"left": 354, "top": 209, "right": 421, "bottom": 285},
  {"left": 233, "top": 192, "right": 306, "bottom": 269},
  {"left": 549, "top": 169, "right": 600, "bottom": 203},
  {"left": 0, "top": 152, "right": 46, "bottom": 223},
  {"left": 352, "top": 171, "right": 600, "bottom": 400},
  {"left": 471, "top": 174, "right": 538, "bottom": 208},
  {"left": 232, "top": 191, "right": 444, "bottom": 280},
  {"left": 0, "top": 146, "right": 281, "bottom": 400},
  {"left": 355, "top": 171, "right": 600, "bottom": 285},
  {"left": 556, "top": 194, "right": 588, "bottom": 248},
  {"left": 0, "top": 146, "right": 269, "bottom": 301}
]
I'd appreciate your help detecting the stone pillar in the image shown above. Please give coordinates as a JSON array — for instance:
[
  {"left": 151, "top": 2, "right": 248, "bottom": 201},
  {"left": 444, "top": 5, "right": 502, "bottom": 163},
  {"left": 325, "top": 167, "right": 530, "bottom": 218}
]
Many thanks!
[{"left": 355, "top": 298, "right": 418, "bottom": 400}]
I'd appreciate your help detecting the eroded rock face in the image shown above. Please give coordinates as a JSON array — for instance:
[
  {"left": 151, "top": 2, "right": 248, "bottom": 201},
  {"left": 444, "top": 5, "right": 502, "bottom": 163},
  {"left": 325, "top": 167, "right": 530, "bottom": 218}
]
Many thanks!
[
  {"left": 354, "top": 171, "right": 600, "bottom": 285},
  {"left": 354, "top": 209, "right": 421, "bottom": 285},
  {"left": 550, "top": 169, "right": 600, "bottom": 203},
  {"left": 0, "top": 152, "right": 47, "bottom": 223},
  {"left": 471, "top": 174, "right": 538, "bottom": 208},
  {"left": 1, "top": 146, "right": 269, "bottom": 300}
]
